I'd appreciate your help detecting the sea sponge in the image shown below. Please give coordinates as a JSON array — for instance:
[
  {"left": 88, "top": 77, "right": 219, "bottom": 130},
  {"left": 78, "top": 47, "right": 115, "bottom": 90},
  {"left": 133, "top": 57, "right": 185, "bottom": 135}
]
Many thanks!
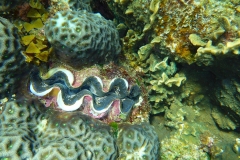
[
  {"left": 117, "top": 122, "right": 160, "bottom": 160},
  {"left": 0, "top": 17, "right": 28, "bottom": 99},
  {"left": 44, "top": 10, "right": 121, "bottom": 67}
]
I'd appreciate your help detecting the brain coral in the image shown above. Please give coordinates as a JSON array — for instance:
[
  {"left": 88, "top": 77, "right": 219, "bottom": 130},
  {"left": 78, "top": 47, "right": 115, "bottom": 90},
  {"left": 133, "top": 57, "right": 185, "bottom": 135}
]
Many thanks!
[
  {"left": 0, "top": 100, "right": 160, "bottom": 159},
  {"left": 0, "top": 16, "right": 28, "bottom": 99},
  {"left": 117, "top": 123, "right": 160, "bottom": 159},
  {"left": 45, "top": 10, "right": 121, "bottom": 67},
  {"left": 0, "top": 100, "right": 117, "bottom": 159}
]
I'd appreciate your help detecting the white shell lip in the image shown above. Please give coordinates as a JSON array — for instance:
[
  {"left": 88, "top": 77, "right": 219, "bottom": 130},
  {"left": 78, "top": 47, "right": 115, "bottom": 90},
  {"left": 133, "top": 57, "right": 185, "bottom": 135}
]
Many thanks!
[
  {"left": 41, "top": 68, "right": 74, "bottom": 85},
  {"left": 30, "top": 83, "right": 53, "bottom": 96},
  {"left": 109, "top": 77, "right": 129, "bottom": 89},
  {"left": 90, "top": 98, "right": 114, "bottom": 114},
  {"left": 57, "top": 90, "right": 84, "bottom": 111},
  {"left": 30, "top": 68, "right": 134, "bottom": 114},
  {"left": 94, "top": 76, "right": 103, "bottom": 88}
]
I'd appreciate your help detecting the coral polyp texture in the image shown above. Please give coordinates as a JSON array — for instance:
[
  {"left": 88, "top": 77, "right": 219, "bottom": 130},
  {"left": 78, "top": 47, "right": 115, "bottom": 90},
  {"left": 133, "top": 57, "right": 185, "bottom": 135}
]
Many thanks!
[
  {"left": 0, "top": 16, "right": 28, "bottom": 99},
  {"left": 0, "top": 100, "right": 117, "bottom": 159},
  {"left": 44, "top": 10, "right": 121, "bottom": 67},
  {"left": 106, "top": 0, "right": 240, "bottom": 66},
  {"left": 0, "top": 100, "right": 160, "bottom": 159},
  {"left": 29, "top": 67, "right": 141, "bottom": 122},
  {"left": 117, "top": 123, "right": 160, "bottom": 159}
]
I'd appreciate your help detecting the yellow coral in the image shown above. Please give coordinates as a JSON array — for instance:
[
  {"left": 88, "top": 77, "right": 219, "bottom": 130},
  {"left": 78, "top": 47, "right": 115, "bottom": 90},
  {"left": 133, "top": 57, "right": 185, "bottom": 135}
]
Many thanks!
[
  {"left": 21, "top": 35, "right": 35, "bottom": 45},
  {"left": 35, "top": 39, "right": 47, "bottom": 50},
  {"left": 35, "top": 48, "right": 53, "bottom": 62},
  {"left": 26, "top": 41, "right": 40, "bottom": 53},
  {"left": 29, "top": 0, "right": 44, "bottom": 9},
  {"left": 15, "top": 0, "right": 51, "bottom": 64},
  {"left": 24, "top": 18, "right": 43, "bottom": 32},
  {"left": 41, "top": 13, "right": 49, "bottom": 22}
]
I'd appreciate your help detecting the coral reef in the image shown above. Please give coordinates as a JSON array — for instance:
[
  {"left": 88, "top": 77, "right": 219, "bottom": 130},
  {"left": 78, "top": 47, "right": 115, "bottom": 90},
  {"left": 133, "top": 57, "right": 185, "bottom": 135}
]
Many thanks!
[
  {"left": 63, "top": 0, "right": 92, "bottom": 11},
  {"left": 13, "top": 0, "right": 52, "bottom": 64},
  {"left": 0, "top": 16, "right": 28, "bottom": 99},
  {"left": 44, "top": 10, "right": 121, "bottom": 68},
  {"left": 164, "top": 99, "right": 200, "bottom": 130},
  {"left": 160, "top": 131, "right": 209, "bottom": 159},
  {"left": 160, "top": 124, "right": 224, "bottom": 159},
  {"left": 214, "top": 78, "right": 240, "bottom": 128},
  {"left": 211, "top": 108, "right": 237, "bottom": 130},
  {"left": 106, "top": 0, "right": 240, "bottom": 66},
  {"left": 30, "top": 67, "right": 141, "bottom": 122},
  {"left": 0, "top": 100, "right": 159, "bottom": 159},
  {"left": 2, "top": 0, "right": 240, "bottom": 159},
  {"left": 117, "top": 123, "right": 160, "bottom": 159},
  {"left": 0, "top": 100, "right": 117, "bottom": 159},
  {"left": 48, "top": 0, "right": 92, "bottom": 15},
  {"left": 233, "top": 138, "right": 240, "bottom": 154},
  {"left": 145, "top": 55, "right": 186, "bottom": 114}
]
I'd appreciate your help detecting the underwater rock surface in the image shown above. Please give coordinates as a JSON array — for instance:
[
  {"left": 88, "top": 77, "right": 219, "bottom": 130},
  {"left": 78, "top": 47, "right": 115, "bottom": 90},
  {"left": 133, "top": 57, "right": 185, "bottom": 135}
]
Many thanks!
[{"left": 214, "top": 78, "right": 240, "bottom": 129}]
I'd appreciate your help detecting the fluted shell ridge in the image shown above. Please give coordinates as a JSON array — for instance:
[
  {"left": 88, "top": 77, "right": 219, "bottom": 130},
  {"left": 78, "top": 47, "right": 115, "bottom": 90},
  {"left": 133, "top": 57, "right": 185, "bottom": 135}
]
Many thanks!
[{"left": 29, "top": 67, "right": 141, "bottom": 120}]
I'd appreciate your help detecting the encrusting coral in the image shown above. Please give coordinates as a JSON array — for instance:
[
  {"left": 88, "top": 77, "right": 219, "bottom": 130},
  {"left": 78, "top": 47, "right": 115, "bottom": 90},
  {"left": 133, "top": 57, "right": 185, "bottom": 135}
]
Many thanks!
[
  {"left": 117, "top": 123, "right": 160, "bottom": 159},
  {"left": 44, "top": 9, "right": 121, "bottom": 68},
  {"left": 106, "top": 0, "right": 240, "bottom": 66},
  {"left": 0, "top": 16, "right": 29, "bottom": 99},
  {"left": 0, "top": 100, "right": 160, "bottom": 159}
]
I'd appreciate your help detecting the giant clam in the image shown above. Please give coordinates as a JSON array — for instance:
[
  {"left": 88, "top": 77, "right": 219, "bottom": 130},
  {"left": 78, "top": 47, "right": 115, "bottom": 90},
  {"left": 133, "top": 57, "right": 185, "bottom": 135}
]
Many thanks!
[{"left": 29, "top": 67, "right": 141, "bottom": 122}]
